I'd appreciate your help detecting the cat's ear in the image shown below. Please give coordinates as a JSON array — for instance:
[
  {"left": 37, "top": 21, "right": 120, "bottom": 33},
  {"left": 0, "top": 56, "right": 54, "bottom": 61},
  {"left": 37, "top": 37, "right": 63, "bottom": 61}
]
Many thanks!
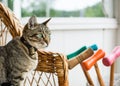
[
  {"left": 42, "top": 18, "right": 51, "bottom": 25},
  {"left": 28, "top": 16, "right": 37, "bottom": 29}
]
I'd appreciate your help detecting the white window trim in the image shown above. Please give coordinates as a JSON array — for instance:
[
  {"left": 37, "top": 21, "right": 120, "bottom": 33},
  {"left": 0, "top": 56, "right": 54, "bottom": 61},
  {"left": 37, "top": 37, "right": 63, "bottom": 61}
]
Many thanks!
[{"left": 21, "top": 17, "right": 117, "bottom": 30}]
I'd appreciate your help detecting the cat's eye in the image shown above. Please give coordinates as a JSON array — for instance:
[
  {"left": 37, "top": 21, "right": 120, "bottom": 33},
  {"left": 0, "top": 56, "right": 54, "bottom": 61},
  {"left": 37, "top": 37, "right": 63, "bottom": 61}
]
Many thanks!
[{"left": 36, "top": 34, "right": 43, "bottom": 38}]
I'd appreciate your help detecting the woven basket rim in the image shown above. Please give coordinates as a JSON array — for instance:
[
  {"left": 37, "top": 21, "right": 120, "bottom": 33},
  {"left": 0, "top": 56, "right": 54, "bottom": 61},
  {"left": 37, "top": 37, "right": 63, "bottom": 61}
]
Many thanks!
[{"left": 0, "top": 2, "right": 23, "bottom": 38}]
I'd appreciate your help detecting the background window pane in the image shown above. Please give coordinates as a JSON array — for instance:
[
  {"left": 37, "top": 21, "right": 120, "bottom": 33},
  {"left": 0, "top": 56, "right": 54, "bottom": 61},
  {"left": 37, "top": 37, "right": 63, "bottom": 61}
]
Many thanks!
[{"left": 21, "top": 0, "right": 105, "bottom": 17}]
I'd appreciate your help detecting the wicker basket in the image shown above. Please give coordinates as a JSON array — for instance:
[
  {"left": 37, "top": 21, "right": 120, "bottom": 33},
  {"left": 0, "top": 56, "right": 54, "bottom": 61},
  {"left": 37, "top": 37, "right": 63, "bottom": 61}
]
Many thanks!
[{"left": 0, "top": 2, "right": 69, "bottom": 86}]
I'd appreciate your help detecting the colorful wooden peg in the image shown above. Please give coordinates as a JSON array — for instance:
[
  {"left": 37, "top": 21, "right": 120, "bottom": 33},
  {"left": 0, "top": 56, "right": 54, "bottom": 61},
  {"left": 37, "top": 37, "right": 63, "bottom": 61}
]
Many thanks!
[
  {"left": 82, "top": 49, "right": 105, "bottom": 86},
  {"left": 82, "top": 49, "right": 105, "bottom": 70},
  {"left": 102, "top": 46, "right": 120, "bottom": 66},
  {"left": 102, "top": 46, "right": 120, "bottom": 86},
  {"left": 68, "top": 48, "right": 94, "bottom": 69}
]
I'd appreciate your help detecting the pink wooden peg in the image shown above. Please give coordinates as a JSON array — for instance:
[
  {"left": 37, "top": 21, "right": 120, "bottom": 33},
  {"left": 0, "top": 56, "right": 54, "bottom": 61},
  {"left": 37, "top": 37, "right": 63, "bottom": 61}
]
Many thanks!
[
  {"left": 102, "top": 46, "right": 120, "bottom": 86},
  {"left": 102, "top": 46, "right": 120, "bottom": 66}
]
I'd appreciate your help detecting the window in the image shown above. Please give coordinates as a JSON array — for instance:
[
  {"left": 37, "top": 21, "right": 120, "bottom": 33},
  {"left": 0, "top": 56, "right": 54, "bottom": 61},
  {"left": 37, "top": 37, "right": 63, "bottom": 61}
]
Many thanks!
[{"left": 21, "top": 0, "right": 105, "bottom": 17}]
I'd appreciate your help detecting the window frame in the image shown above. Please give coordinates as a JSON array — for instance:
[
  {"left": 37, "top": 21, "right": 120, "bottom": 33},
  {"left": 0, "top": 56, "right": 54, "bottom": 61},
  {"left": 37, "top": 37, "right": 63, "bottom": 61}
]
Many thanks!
[{"left": 14, "top": 0, "right": 117, "bottom": 30}]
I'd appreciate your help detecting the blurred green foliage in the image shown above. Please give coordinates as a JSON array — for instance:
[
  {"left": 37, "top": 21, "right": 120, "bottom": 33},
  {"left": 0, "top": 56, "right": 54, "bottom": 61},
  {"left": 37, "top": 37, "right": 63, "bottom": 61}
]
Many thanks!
[
  {"left": 21, "top": 1, "right": 46, "bottom": 17},
  {"left": 50, "top": 9, "right": 80, "bottom": 17},
  {"left": 8, "top": 0, "right": 14, "bottom": 11},
  {"left": 84, "top": 2, "right": 105, "bottom": 17}
]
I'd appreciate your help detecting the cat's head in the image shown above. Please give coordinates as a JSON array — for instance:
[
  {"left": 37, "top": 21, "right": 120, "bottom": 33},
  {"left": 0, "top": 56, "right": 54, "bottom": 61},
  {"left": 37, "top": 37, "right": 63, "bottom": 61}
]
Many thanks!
[{"left": 22, "top": 16, "right": 51, "bottom": 49}]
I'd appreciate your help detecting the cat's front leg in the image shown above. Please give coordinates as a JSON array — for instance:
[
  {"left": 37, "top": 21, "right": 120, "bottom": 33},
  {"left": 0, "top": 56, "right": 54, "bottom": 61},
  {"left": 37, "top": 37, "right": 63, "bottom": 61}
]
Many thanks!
[
  {"left": 29, "top": 47, "right": 36, "bottom": 55},
  {"left": 29, "top": 47, "right": 38, "bottom": 60}
]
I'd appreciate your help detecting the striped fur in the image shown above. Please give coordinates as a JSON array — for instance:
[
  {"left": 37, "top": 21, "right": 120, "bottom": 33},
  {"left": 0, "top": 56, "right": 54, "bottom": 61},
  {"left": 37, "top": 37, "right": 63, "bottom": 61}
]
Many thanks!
[{"left": 0, "top": 16, "right": 51, "bottom": 86}]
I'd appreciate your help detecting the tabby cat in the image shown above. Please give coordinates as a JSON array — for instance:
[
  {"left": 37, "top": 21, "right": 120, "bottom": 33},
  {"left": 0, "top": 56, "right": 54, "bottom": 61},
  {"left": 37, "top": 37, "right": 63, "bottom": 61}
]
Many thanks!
[{"left": 0, "top": 16, "right": 51, "bottom": 86}]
